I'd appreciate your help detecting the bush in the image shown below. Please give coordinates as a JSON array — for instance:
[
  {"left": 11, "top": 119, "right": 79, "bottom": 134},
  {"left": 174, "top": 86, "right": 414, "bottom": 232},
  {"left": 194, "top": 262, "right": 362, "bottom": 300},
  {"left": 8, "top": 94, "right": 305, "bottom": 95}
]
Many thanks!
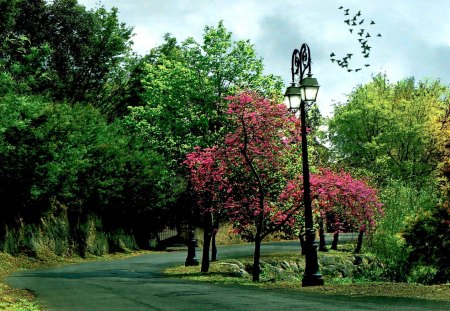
[
  {"left": 402, "top": 205, "right": 450, "bottom": 284},
  {"left": 407, "top": 265, "right": 439, "bottom": 285},
  {"left": 365, "top": 232, "right": 409, "bottom": 282},
  {"left": 379, "top": 181, "right": 439, "bottom": 234}
]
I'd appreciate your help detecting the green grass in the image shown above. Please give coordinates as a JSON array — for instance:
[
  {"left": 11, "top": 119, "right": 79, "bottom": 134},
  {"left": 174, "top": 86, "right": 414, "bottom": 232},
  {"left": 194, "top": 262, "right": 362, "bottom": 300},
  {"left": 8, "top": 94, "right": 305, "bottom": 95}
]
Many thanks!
[{"left": 164, "top": 252, "right": 450, "bottom": 302}]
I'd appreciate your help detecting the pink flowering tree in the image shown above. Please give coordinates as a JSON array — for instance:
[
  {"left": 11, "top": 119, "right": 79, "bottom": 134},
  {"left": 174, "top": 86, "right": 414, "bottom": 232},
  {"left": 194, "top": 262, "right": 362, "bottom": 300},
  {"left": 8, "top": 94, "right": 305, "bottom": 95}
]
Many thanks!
[
  {"left": 281, "top": 169, "right": 384, "bottom": 253},
  {"left": 185, "top": 91, "right": 384, "bottom": 280},
  {"left": 185, "top": 91, "right": 302, "bottom": 281}
]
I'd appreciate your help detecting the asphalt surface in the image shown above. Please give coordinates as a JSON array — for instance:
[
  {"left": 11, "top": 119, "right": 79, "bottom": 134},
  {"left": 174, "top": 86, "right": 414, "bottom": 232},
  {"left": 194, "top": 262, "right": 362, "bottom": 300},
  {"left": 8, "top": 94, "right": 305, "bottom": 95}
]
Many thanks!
[{"left": 6, "top": 242, "right": 450, "bottom": 311}]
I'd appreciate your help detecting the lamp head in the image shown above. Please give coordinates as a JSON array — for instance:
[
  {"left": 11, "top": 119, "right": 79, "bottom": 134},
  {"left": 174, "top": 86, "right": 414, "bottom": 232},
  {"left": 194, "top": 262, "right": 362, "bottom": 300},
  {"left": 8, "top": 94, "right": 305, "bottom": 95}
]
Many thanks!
[
  {"left": 300, "top": 74, "right": 320, "bottom": 103},
  {"left": 284, "top": 84, "right": 302, "bottom": 112}
]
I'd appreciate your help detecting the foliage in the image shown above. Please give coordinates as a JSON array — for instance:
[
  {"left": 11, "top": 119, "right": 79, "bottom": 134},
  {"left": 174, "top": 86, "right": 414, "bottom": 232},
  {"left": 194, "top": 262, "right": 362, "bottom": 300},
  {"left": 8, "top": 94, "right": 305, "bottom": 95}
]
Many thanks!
[
  {"left": 402, "top": 205, "right": 450, "bottom": 284},
  {"left": 279, "top": 169, "right": 383, "bottom": 248},
  {"left": 377, "top": 180, "right": 439, "bottom": 234},
  {"left": 185, "top": 92, "right": 301, "bottom": 238},
  {"left": 186, "top": 92, "right": 383, "bottom": 280},
  {"left": 186, "top": 91, "right": 301, "bottom": 280},
  {"left": 126, "top": 21, "right": 284, "bottom": 164},
  {"left": 0, "top": 0, "right": 134, "bottom": 104},
  {"left": 124, "top": 22, "right": 285, "bottom": 233},
  {"left": 328, "top": 74, "right": 449, "bottom": 185},
  {"left": 0, "top": 93, "right": 181, "bottom": 255}
]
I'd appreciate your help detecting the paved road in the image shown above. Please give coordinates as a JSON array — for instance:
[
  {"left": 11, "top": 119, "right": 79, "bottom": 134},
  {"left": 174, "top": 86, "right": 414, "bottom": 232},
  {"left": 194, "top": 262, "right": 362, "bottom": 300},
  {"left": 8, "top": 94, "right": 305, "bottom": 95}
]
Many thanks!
[{"left": 6, "top": 242, "right": 449, "bottom": 310}]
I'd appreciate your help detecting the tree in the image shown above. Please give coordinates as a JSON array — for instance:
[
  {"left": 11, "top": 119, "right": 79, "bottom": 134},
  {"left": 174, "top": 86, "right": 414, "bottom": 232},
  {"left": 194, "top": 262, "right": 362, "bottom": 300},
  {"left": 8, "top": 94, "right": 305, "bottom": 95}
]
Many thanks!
[
  {"left": 127, "top": 22, "right": 284, "bottom": 162},
  {"left": 280, "top": 169, "right": 383, "bottom": 253},
  {"left": 328, "top": 74, "right": 449, "bottom": 185},
  {"left": 186, "top": 92, "right": 302, "bottom": 281},
  {"left": 125, "top": 22, "right": 285, "bottom": 241},
  {"left": 0, "top": 0, "right": 134, "bottom": 104},
  {"left": 0, "top": 92, "right": 181, "bottom": 255}
]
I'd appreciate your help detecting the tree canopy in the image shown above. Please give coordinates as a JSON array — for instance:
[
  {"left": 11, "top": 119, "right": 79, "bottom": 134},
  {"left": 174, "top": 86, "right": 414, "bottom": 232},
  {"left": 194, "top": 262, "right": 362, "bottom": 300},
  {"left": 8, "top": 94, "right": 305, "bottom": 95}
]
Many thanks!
[
  {"left": 186, "top": 92, "right": 383, "bottom": 281},
  {"left": 328, "top": 74, "right": 449, "bottom": 185}
]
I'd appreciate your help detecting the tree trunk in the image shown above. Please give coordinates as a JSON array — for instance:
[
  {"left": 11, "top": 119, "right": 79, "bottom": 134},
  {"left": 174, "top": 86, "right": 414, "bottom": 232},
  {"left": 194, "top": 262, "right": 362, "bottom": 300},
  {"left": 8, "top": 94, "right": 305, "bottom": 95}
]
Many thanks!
[
  {"left": 201, "top": 212, "right": 213, "bottom": 273},
  {"left": 67, "top": 203, "right": 87, "bottom": 258},
  {"left": 211, "top": 217, "right": 219, "bottom": 261},
  {"left": 354, "top": 230, "right": 364, "bottom": 254},
  {"left": 252, "top": 236, "right": 262, "bottom": 282},
  {"left": 252, "top": 210, "right": 264, "bottom": 282},
  {"left": 318, "top": 219, "right": 328, "bottom": 252},
  {"left": 331, "top": 232, "right": 339, "bottom": 250}
]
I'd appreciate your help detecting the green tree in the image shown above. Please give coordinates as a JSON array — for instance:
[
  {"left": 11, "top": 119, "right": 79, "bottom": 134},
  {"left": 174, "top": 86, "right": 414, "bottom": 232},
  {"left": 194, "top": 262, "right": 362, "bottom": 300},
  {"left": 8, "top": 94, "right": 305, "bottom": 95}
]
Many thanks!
[
  {"left": 328, "top": 74, "right": 449, "bottom": 184},
  {"left": 123, "top": 22, "right": 285, "bottom": 232},
  {"left": 0, "top": 0, "right": 134, "bottom": 103},
  {"left": 126, "top": 21, "right": 284, "bottom": 164},
  {"left": 0, "top": 92, "right": 181, "bottom": 255}
]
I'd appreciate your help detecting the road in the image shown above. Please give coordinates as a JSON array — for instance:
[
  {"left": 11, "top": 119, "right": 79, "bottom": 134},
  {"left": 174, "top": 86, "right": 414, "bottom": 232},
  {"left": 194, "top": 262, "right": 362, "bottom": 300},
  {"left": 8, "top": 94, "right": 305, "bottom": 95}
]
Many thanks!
[{"left": 6, "top": 242, "right": 449, "bottom": 310}]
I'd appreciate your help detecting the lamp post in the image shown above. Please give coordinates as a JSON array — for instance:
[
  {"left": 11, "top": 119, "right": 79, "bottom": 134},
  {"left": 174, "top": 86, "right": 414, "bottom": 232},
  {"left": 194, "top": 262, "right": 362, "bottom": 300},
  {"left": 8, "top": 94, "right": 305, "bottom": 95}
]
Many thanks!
[
  {"left": 284, "top": 43, "right": 324, "bottom": 287},
  {"left": 185, "top": 193, "right": 199, "bottom": 266},
  {"left": 185, "top": 227, "right": 199, "bottom": 266}
]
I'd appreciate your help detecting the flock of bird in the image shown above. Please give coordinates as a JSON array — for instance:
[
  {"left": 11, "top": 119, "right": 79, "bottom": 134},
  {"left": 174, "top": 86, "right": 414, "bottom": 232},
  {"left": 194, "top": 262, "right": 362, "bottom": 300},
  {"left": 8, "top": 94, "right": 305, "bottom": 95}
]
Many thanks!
[{"left": 330, "top": 6, "right": 382, "bottom": 73}]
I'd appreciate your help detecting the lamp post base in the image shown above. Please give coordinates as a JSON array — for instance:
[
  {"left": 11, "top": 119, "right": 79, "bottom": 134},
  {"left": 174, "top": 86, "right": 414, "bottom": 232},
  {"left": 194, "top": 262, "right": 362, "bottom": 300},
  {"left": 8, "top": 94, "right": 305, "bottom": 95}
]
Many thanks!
[
  {"left": 185, "top": 257, "right": 199, "bottom": 266},
  {"left": 302, "top": 228, "right": 324, "bottom": 287},
  {"left": 185, "top": 229, "right": 199, "bottom": 267},
  {"left": 302, "top": 273, "right": 325, "bottom": 287}
]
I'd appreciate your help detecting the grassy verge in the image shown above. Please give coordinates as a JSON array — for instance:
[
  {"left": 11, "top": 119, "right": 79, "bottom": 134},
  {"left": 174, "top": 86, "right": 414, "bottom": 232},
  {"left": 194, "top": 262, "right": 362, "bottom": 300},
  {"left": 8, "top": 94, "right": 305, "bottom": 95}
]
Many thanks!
[
  {"left": 0, "top": 250, "right": 153, "bottom": 310},
  {"left": 164, "top": 251, "right": 450, "bottom": 302}
]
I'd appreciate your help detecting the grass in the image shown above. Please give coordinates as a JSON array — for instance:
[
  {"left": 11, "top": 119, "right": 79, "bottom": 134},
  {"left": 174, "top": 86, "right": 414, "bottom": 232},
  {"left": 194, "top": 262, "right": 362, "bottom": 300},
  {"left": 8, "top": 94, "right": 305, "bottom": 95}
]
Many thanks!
[
  {"left": 164, "top": 251, "right": 450, "bottom": 302},
  {"left": 0, "top": 250, "right": 153, "bottom": 311}
]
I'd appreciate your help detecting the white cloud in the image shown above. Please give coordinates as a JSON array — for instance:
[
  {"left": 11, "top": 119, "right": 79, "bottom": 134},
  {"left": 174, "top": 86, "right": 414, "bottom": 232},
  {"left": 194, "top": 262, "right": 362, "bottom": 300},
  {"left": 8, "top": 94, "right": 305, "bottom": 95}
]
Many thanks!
[{"left": 78, "top": 0, "right": 450, "bottom": 117}]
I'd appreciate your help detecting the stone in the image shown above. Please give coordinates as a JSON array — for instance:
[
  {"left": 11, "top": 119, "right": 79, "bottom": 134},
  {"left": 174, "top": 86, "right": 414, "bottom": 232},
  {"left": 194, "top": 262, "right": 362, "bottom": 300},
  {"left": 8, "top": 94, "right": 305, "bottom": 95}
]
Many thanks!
[
  {"left": 219, "top": 263, "right": 249, "bottom": 277},
  {"left": 280, "top": 260, "right": 291, "bottom": 270}
]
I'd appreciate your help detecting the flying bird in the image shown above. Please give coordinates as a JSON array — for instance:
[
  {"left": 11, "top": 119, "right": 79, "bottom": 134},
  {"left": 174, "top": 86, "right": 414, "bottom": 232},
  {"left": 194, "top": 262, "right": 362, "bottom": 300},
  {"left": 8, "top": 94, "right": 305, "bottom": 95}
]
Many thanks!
[
  {"left": 330, "top": 52, "right": 336, "bottom": 57},
  {"left": 344, "top": 19, "right": 350, "bottom": 25},
  {"left": 356, "top": 11, "right": 361, "bottom": 16},
  {"left": 338, "top": 6, "right": 343, "bottom": 9},
  {"left": 370, "top": 20, "right": 375, "bottom": 25},
  {"left": 359, "top": 19, "right": 365, "bottom": 25},
  {"left": 377, "top": 33, "right": 382, "bottom": 37},
  {"left": 355, "top": 68, "right": 362, "bottom": 72},
  {"left": 364, "top": 64, "right": 370, "bottom": 67},
  {"left": 366, "top": 33, "right": 371, "bottom": 38},
  {"left": 349, "top": 29, "right": 354, "bottom": 33}
]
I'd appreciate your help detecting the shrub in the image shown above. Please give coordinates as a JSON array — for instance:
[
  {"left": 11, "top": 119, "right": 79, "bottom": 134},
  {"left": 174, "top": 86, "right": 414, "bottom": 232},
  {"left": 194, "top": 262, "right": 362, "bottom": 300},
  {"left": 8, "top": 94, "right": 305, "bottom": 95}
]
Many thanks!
[
  {"left": 407, "top": 265, "right": 439, "bottom": 285},
  {"left": 402, "top": 204, "right": 450, "bottom": 284},
  {"left": 364, "top": 232, "right": 409, "bottom": 282}
]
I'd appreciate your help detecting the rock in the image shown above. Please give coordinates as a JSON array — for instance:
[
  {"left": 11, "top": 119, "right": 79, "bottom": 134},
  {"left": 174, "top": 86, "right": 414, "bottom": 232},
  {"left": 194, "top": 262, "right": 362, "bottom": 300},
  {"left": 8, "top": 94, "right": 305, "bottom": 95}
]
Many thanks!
[
  {"left": 290, "top": 261, "right": 299, "bottom": 272},
  {"left": 225, "top": 259, "right": 245, "bottom": 270},
  {"left": 219, "top": 263, "right": 249, "bottom": 277},
  {"left": 353, "top": 255, "right": 363, "bottom": 265},
  {"left": 280, "top": 260, "right": 291, "bottom": 270},
  {"left": 321, "top": 264, "right": 340, "bottom": 277}
]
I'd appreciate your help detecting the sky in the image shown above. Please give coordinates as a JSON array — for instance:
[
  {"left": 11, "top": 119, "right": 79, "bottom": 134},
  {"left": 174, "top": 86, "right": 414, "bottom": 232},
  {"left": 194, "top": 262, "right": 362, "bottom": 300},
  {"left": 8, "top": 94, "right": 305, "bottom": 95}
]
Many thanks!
[{"left": 78, "top": 0, "right": 450, "bottom": 116}]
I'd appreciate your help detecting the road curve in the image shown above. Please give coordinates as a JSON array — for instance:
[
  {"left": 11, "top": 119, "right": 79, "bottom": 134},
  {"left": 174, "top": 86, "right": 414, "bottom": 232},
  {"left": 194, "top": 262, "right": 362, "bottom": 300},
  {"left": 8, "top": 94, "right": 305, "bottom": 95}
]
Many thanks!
[{"left": 6, "top": 242, "right": 449, "bottom": 311}]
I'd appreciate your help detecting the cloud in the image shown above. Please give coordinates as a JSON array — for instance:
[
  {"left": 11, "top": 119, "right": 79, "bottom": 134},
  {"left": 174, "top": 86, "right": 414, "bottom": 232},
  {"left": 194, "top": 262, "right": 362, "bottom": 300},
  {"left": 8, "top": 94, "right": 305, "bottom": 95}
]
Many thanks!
[{"left": 77, "top": 0, "right": 450, "bottom": 116}]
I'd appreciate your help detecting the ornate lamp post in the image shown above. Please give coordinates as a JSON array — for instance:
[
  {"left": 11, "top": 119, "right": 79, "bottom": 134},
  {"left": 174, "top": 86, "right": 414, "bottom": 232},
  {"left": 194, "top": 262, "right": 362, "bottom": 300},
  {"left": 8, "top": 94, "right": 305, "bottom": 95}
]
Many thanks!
[
  {"left": 185, "top": 228, "right": 199, "bottom": 266},
  {"left": 284, "top": 43, "right": 324, "bottom": 287}
]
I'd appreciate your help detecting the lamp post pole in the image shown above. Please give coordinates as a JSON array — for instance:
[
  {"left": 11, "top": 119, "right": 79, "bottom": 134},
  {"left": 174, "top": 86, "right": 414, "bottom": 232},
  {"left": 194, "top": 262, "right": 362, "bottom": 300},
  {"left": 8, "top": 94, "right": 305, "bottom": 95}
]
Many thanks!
[
  {"left": 284, "top": 43, "right": 324, "bottom": 287},
  {"left": 185, "top": 193, "right": 199, "bottom": 266}
]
